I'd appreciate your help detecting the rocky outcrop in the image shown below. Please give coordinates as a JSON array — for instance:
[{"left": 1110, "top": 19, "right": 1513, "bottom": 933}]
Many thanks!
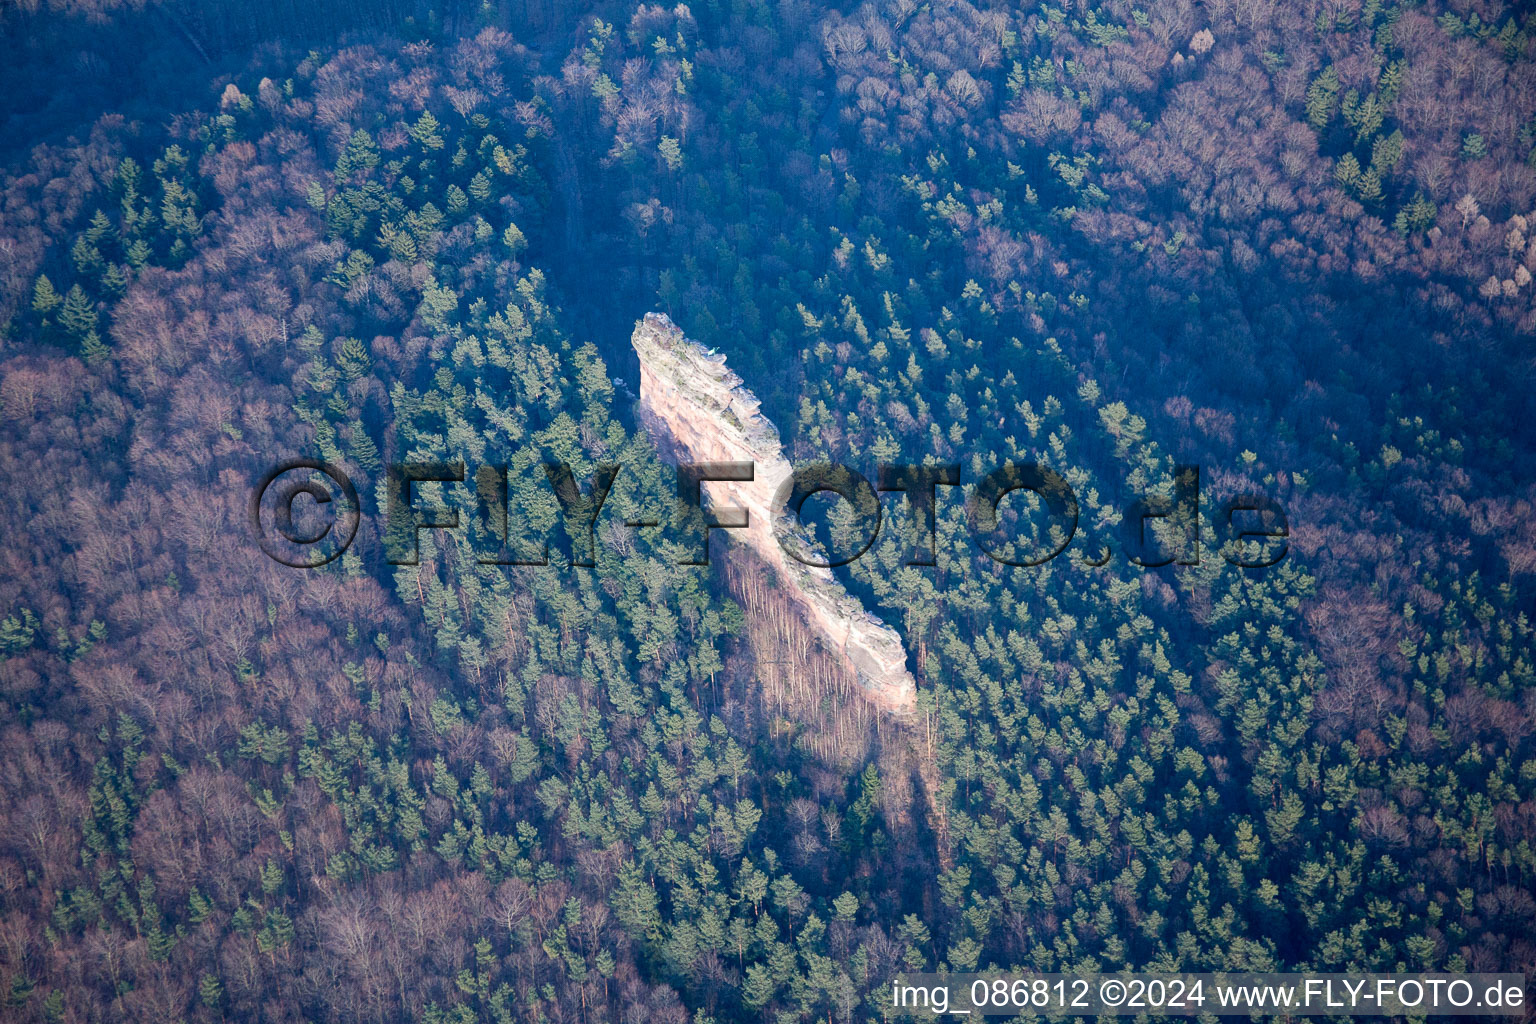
[{"left": 632, "top": 312, "right": 917, "bottom": 713}]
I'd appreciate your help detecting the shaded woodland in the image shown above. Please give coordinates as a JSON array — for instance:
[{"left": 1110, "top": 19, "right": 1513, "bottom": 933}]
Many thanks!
[{"left": 0, "top": 0, "right": 1533, "bottom": 1022}]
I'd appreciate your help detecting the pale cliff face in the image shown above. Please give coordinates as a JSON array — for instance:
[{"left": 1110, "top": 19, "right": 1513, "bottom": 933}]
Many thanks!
[{"left": 632, "top": 313, "right": 917, "bottom": 712}]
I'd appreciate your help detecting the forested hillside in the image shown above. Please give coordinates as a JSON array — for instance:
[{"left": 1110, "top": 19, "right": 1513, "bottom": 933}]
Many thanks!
[{"left": 0, "top": 1, "right": 1533, "bottom": 1022}]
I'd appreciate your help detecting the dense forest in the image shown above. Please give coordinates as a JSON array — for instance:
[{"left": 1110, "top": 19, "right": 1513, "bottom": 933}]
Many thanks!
[{"left": 0, "top": 0, "right": 1533, "bottom": 1021}]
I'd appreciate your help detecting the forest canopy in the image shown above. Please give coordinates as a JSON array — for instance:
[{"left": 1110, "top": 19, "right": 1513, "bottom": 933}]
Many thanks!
[{"left": 0, "top": 0, "right": 1533, "bottom": 1022}]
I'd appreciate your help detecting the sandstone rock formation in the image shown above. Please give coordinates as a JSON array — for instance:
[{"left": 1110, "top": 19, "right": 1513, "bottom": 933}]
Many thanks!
[{"left": 632, "top": 312, "right": 917, "bottom": 713}]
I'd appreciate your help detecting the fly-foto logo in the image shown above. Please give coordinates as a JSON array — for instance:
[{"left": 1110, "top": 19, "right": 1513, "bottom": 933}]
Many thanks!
[{"left": 250, "top": 459, "right": 1289, "bottom": 570}]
